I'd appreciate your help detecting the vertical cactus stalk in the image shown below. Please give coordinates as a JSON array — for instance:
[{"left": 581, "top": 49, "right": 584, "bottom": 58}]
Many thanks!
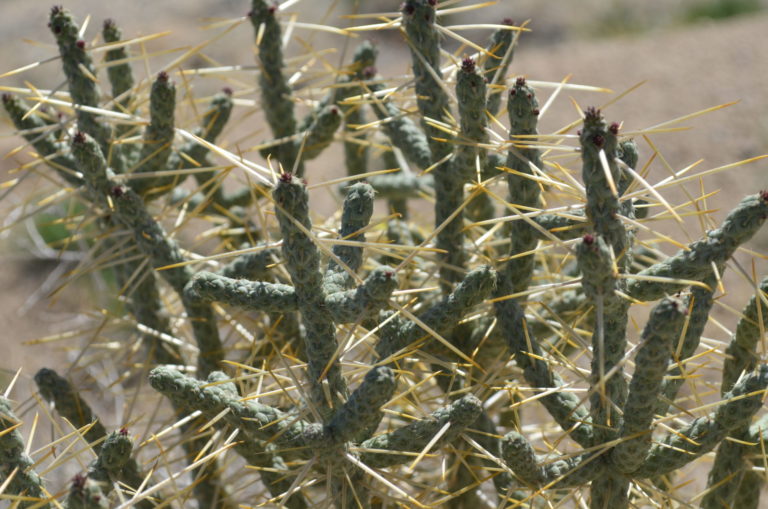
[
  {"left": 458, "top": 57, "right": 496, "bottom": 228},
  {"left": 655, "top": 270, "right": 718, "bottom": 416},
  {"left": 323, "top": 182, "right": 375, "bottom": 294},
  {"left": 580, "top": 108, "right": 628, "bottom": 271},
  {"left": 273, "top": 174, "right": 348, "bottom": 414},
  {"left": 501, "top": 77, "right": 542, "bottom": 294},
  {"left": 483, "top": 19, "right": 516, "bottom": 117},
  {"left": 612, "top": 297, "right": 687, "bottom": 474},
  {"left": 249, "top": 1, "right": 301, "bottom": 174},
  {"left": 701, "top": 275, "right": 768, "bottom": 508},
  {"left": 102, "top": 18, "right": 136, "bottom": 164},
  {"left": 48, "top": 7, "right": 122, "bottom": 172},
  {"left": 131, "top": 72, "right": 176, "bottom": 195},
  {"left": 576, "top": 234, "right": 630, "bottom": 444},
  {"left": 0, "top": 397, "right": 49, "bottom": 508}
]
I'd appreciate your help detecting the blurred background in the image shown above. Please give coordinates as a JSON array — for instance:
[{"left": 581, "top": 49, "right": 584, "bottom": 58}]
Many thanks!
[{"left": 1, "top": 0, "right": 767, "bottom": 391}]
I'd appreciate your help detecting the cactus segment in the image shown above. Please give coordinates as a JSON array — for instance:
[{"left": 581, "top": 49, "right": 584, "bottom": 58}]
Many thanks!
[{"left": 628, "top": 193, "right": 768, "bottom": 301}]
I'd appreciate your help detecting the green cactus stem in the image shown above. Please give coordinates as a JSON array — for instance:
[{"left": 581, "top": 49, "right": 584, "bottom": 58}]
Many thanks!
[
  {"left": 273, "top": 173, "right": 347, "bottom": 414},
  {"left": 576, "top": 234, "right": 630, "bottom": 445},
  {"left": 501, "top": 77, "right": 543, "bottom": 295},
  {"left": 2, "top": 94, "right": 81, "bottom": 185},
  {"left": 580, "top": 108, "right": 629, "bottom": 272},
  {"left": 131, "top": 72, "right": 176, "bottom": 195},
  {"left": 655, "top": 270, "right": 718, "bottom": 416},
  {"left": 701, "top": 275, "right": 768, "bottom": 508},
  {"left": 34, "top": 369, "right": 108, "bottom": 451},
  {"left": 612, "top": 297, "right": 687, "bottom": 474},
  {"left": 722, "top": 275, "right": 768, "bottom": 394},
  {"left": 324, "top": 182, "right": 375, "bottom": 293},
  {"left": 377, "top": 265, "right": 497, "bottom": 359},
  {"left": 249, "top": 1, "right": 301, "bottom": 174},
  {"left": 48, "top": 7, "right": 120, "bottom": 172},
  {"left": 358, "top": 394, "right": 482, "bottom": 468},
  {"left": 632, "top": 365, "right": 768, "bottom": 478},
  {"left": 327, "top": 366, "right": 396, "bottom": 444},
  {"left": 627, "top": 192, "right": 768, "bottom": 301},
  {"left": 366, "top": 82, "right": 433, "bottom": 171},
  {"left": 149, "top": 366, "right": 315, "bottom": 454},
  {"left": 71, "top": 132, "right": 224, "bottom": 375},
  {"left": 501, "top": 435, "right": 603, "bottom": 494},
  {"left": 0, "top": 397, "right": 49, "bottom": 508},
  {"left": 102, "top": 18, "right": 136, "bottom": 165},
  {"left": 483, "top": 19, "right": 516, "bottom": 116}
]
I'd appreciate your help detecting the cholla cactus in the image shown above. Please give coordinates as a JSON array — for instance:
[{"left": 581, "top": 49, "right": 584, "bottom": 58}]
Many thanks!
[{"left": 1, "top": 1, "right": 766, "bottom": 508}]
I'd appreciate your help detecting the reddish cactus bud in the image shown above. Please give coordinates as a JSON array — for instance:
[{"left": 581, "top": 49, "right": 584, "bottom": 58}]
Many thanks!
[
  {"left": 329, "top": 106, "right": 340, "bottom": 116},
  {"left": 110, "top": 185, "right": 125, "bottom": 198},
  {"left": 73, "top": 131, "right": 86, "bottom": 144},
  {"left": 583, "top": 234, "right": 595, "bottom": 245},
  {"left": 157, "top": 70, "right": 169, "bottom": 82},
  {"left": 279, "top": 172, "right": 293, "bottom": 183},
  {"left": 584, "top": 106, "right": 601, "bottom": 121},
  {"left": 461, "top": 57, "right": 476, "bottom": 74},
  {"left": 609, "top": 122, "right": 620, "bottom": 135},
  {"left": 428, "top": 0, "right": 438, "bottom": 5},
  {"left": 532, "top": 108, "right": 540, "bottom": 116},
  {"left": 75, "top": 40, "right": 86, "bottom": 50},
  {"left": 502, "top": 18, "right": 515, "bottom": 26},
  {"left": 402, "top": 2, "right": 415, "bottom": 15},
  {"left": 515, "top": 77, "right": 526, "bottom": 87},
  {"left": 1, "top": 93, "right": 11, "bottom": 103},
  {"left": 103, "top": 18, "right": 115, "bottom": 30},
  {"left": 362, "top": 66, "right": 377, "bottom": 79},
  {"left": 119, "top": 427, "right": 129, "bottom": 435},
  {"left": 222, "top": 87, "right": 233, "bottom": 96},
  {"left": 760, "top": 190, "right": 768, "bottom": 202},
  {"left": 592, "top": 134, "right": 605, "bottom": 148},
  {"left": 71, "top": 473, "right": 86, "bottom": 490},
  {"left": 509, "top": 89, "right": 516, "bottom": 96}
]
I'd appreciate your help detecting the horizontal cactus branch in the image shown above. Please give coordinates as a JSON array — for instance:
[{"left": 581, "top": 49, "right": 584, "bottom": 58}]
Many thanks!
[{"left": 149, "top": 367, "right": 315, "bottom": 455}]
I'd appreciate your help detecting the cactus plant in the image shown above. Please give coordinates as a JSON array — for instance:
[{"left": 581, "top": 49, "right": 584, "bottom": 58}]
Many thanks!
[{"left": 0, "top": 1, "right": 766, "bottom": 508}]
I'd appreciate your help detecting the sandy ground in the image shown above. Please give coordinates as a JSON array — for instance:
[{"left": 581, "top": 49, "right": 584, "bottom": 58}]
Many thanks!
[{"left": 0, "top": 0, "right": 766, "bottom": 503}]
